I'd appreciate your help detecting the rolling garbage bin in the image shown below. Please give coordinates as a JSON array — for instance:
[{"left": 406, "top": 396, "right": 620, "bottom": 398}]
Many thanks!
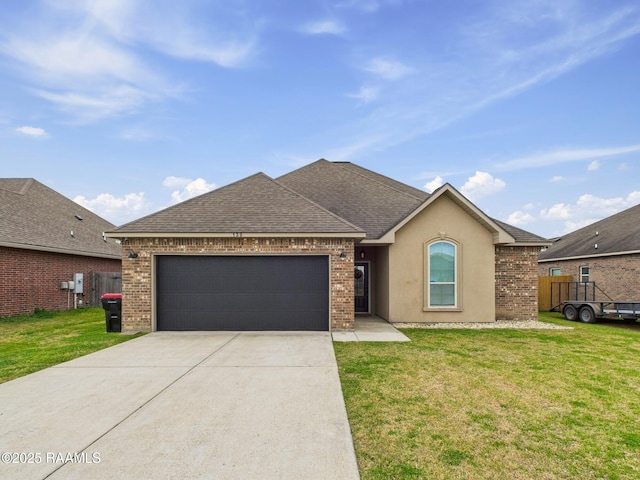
[{"left": 100, "top": 293, "right": 122, "bottom": 332}]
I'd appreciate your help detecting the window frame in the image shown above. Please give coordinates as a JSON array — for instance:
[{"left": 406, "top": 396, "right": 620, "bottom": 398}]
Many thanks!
[
  {"left": 580, "top": 266, "right": 590, "bottom": 283},
  {"left": 424, "top": 239, "right": 461, "bottom": 310},
  {"left": 550, "top": 267, "right": 561, "bottom": 276}
]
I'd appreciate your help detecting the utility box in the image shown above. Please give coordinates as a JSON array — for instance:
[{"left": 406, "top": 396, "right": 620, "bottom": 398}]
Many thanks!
[
  {"left": 73, "top": 273, "right": 84, "bottom": 294},
  {"left": 100, "top": 293, "right": 122, "bottom": 332}
]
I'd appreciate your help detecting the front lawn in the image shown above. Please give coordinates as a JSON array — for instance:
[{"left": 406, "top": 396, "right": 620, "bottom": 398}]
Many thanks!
[
  {"left": 334, "top": 313, "right": 640, "bottom": 480},
  {"left": 0, "top": 308, "right": 143, "bottom": 384}
]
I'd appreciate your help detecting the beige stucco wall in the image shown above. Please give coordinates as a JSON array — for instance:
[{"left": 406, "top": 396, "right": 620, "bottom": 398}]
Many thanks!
[{"left": 387, "top": 195, "right": 496, "bottom": 323}]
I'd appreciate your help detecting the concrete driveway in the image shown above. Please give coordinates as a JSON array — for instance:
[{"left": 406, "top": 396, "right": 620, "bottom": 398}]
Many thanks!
[{"left": 0, "top": 332, "right": 360, "bottom": 480}]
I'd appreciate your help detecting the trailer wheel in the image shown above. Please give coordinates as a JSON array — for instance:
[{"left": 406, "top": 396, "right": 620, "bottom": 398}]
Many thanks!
[
  {"left": 563, "top": 304, "right": 578, "bottom": 321},
  {"left": 579, "top": 306, "right": 597, "bottom": 324}
]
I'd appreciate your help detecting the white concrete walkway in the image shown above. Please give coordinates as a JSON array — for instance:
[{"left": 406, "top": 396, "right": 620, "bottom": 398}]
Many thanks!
[
  {"left": 0, "top": 332, "right": 360, "bottom": 480},
  {"left": 332, "top": 316, "right": 410, "bottom": 342}
]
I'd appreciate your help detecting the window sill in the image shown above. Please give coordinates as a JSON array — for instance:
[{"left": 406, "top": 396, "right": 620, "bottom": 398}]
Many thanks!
[{"left": 423, "top": 307, "right": 463, "bottom": 312}]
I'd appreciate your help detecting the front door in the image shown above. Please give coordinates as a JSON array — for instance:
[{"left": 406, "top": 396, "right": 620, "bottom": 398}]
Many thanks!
[{"left": 354, "top": 262, "right": 369, "bottom": 313}]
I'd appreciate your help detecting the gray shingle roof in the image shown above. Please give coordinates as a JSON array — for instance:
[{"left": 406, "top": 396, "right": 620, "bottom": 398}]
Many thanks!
[
  {"left": 539, "top": 203, "right": 640, "bottom": 260},
  {"left": 110, "top": 159, "right": 548, "bottom": 244},
  {"left": 111, "top": 173, "right": 364, "bottom": 235},
  {"left": 336, "top": 162, "right": 430, "bottom": 201},
  {"left": 0, "top": 178, "right": 120, "bottom": 258},
  {"left": 277, "top": 160, "right": 427, "bottom": 239},
  {"left": 492, "top": 218, "right": 550, "bottom": 245},
  {"left": 278, "top": 160, "right": 547, "bottom": 244}
]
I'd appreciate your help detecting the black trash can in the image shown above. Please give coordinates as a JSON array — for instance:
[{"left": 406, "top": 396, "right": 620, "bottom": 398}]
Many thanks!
[{"left": 100, "top": 293, "right": 122, "bottom": 332}]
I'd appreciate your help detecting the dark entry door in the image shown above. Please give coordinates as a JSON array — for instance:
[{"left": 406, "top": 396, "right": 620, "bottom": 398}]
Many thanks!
[
  {"left": 156, "top": 255, "right": 329, "bottom": 331},
  {"left": 354, "top": 262, "right": 369, "bottom": 313}
]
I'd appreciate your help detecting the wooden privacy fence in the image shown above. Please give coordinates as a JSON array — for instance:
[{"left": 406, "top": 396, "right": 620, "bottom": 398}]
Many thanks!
[
  {"left": 90, "top": 271, "right": 122, "bottom": 307},
  {"left": 538, "top": 276, "right": 573, "bottom": 311}
]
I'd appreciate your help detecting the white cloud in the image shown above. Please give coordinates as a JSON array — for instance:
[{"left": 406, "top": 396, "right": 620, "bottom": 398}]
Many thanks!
[
  {"left": 576, "top": 191, "right": 640, "bottom": 216},
  {"left": 142, "top": 31, "right": 255, "bottom": 69},
  {"left": 424, "top": 176, "right": 444, "bottom": 193},
  {"left": 32, "top": 86, "right": 151, "bottom": 122},
  {"left": 119, "top": 127, "right": 162, "bottom": 142},
  {"left": 496, "top": 144, "right": 640, "bottom": 171},
  {"left": 550, "top": 175, "right": 564, "bottom": 182},
  {"left": 74, "top": 192, "right": 150, "bottom": 223},
  {"left": 3, "top": 34, "right": 151, "bottom": 85},
  {"left": 364, "top": 57, "right": 413, "bottom": 80},
  {"left": 460, "top": 171, "right": 506, "bottom": 201},
  {"left": 587, "top": 160, "right": 600, "bottom": 171},
  {"left": 299, "top": 20, "right": 347, "bottom": 36},
  {"left": 507, "top": 211, "right": 535, "bottom": 225},
  {"left": 324, "top": 4, "right": 640, "bottom": 161},
  {"left": 54, "top": 1, "right": 256, "bottom": 68},
  {"left": 562, "top": 219, "right": 599, "bottom": 233},
  {"left": 540, "top": 203, "right": 571, "bottom": 220},
  {"left": 163, "top": 176, "right": 216, "bottom": 203},
  {"left": 0, "top": 1, "right": 256, "bottom": 121},
  {"left": 336, "top": 0, "right": 403, "bottom": 13},
  {"left": 346, "top": 85, "right": 380, "bottom": 104},
  {"left": 14, "top": 125, "right": 48, "bottom": 137},
  {"left": 539, "top": 190, "right": 640, "bottom": 234}
]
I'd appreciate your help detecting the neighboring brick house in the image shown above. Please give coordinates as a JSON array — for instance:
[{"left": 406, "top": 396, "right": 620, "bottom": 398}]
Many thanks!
[
  {"left": 107, "top": 160, "right": 550, "bottom": 332},
  {"left": 0, "top": 179, "right": 122, "bottom": 317},
  {"left": 539, "top": 203, "right": 640, "bottom": 301}
]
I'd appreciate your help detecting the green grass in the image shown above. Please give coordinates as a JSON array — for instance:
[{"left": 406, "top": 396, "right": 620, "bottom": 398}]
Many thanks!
[
  {"left": 334, "top": 313, "right": 640, "bottom": 480},
  {"left": 0, "top": 308, "right": 143, "bottom": 384}
]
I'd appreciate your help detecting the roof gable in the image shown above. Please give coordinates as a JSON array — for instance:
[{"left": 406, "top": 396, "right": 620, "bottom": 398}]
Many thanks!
[
  {"left": 0, "top": 178, "right": 120, "bottom": 258},
  {"left": 377, "top": 183, "right": 520, "bottom": 245},
  {"left": 110, "top": 172, "right": 365, "bottom": 237},
  {"left": 539, "top": 203, "right": 640, "bottom": 261},
  {"left": 277, "top": 160, "right": 427, "bottom": 239}
]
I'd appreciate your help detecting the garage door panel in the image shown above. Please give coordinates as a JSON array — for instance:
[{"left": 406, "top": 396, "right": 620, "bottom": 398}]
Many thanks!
[
  {"left": 159, "top": 293, "right": 327, "bottom": 313},
  {"left": 156, "top": 256, "right": 329, "bottom": 331}
]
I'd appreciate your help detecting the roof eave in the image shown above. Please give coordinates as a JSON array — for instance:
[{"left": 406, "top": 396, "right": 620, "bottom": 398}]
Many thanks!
[
  {"left": 539, "top": 249, "right": 640, "bottom": 262},
  {"left": 502, "top": 241, "right": 553, "bottom": 247},
  {"left": 105, "top": 231, "right": 367, "bottom": 239},
  {"left": 366, "top": 238, "right": 551, "bottom": 248},
  {"left": 359, "top": 238, "right": 393, "bottom": 245},
  {"left": 0, "top": 241, "right": 121, "bottom": 259}
]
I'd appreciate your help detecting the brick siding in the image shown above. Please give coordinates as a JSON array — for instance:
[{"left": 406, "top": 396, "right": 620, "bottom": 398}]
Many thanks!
[
  {"left": 495, "top": 246, "right": 540, "bottom": 321},
  {"left": 0, "top": 246, "right": 122, "bottom": 318},
  {"left": 120, "top": 237, "right": 355, "bottom": 332},
  {"left": 539, "top": 254, "right": 640, "bottom": 301}
]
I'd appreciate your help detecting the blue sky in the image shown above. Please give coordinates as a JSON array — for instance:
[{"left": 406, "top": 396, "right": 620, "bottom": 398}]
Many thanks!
[{"left": 2, "top": 0, "right": 639, "bottom": 238}]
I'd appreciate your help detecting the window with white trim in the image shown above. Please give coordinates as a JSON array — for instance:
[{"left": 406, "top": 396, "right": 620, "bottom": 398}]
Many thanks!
[
  {"left": 580, "top": 266, "right": 590, "bottom": 283},
  {"left": 428, "top": 241, "right": 457, "bottom": 307},
  {"left": 550, "top": 268, "right": 561, "bottom": 276}
]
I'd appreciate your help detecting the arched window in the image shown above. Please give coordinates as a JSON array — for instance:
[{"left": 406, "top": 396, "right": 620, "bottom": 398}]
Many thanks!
[{"left": 427, "top": 241, "right": 457, "bottom": 307}]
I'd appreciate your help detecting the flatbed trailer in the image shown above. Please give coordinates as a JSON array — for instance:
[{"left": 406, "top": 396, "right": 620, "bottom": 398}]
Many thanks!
[{"left": 560, "top": 301, "right": 640, "bottom": 323}]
